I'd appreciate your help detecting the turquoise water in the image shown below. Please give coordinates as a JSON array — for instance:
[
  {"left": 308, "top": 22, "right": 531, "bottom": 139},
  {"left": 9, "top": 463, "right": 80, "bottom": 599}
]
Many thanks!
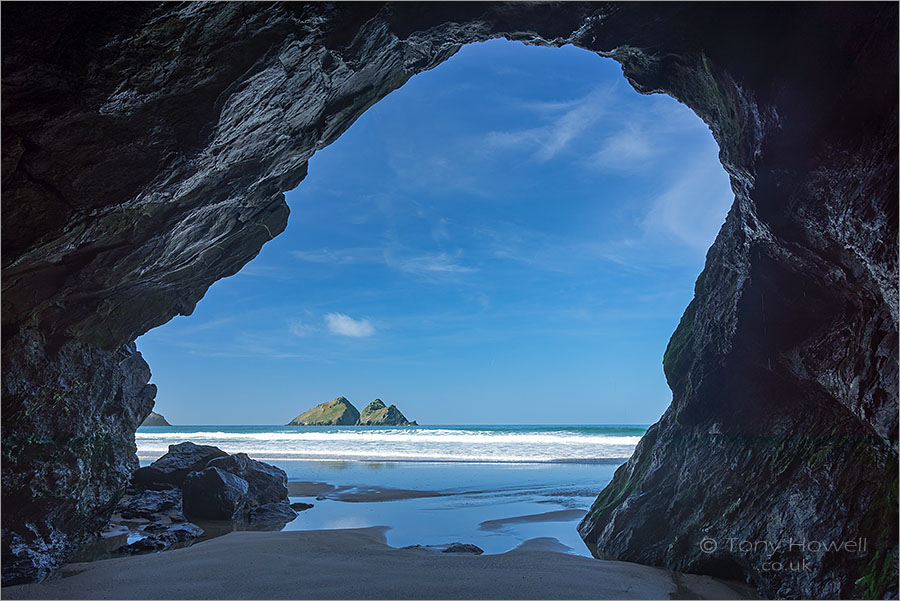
[
  {"left": 135, "top": 425, "right": 646, "bottom": 556},
  {"left": 278, "top": 460, "right": 622, "bottom": 556}
]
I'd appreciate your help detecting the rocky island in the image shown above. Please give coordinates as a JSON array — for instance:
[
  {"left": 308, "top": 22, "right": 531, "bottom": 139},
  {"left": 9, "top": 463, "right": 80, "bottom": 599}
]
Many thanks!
[
  {"left": 287, "top": 397, "right": 360, "bottom": 426},
  {"left": 359, "top": 399, "right": 417, "bottom": 426},
  {"left": 287, "top": 397, "right": 416, "bottom": 426},
  {"left": 140, "top": 411, "right": 171, "bottom": 427}
]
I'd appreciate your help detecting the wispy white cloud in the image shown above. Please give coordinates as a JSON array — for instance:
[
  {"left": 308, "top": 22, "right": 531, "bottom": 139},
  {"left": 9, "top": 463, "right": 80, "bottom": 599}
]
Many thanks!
[
  {"left": 590, "top": 124, "right": 656, "bottom": 171},
  {"left": 234, "top": 264, "right": 289, "bottom": 280},
  {"left": 325, "top": 313, "right": 375, "bottom": 337},
  {"left": 517, "top": 96, "right": 590, "bottom": 113},
  {"left": 386, "top": 151, "right": 488, "bottom": 199},
  {"left": 484, "top": 83, "right": 716, "bottom": 178},
  {"left": 172, "top": 315, "right": 237, "bottom": 335},
  {"left": 473, "top": 222, "right": 582, "bottom": 274},
  {"left": 387, "top": 250, "right": 476, "bottom": 277},
  {"left": 288, "top": 319, "right": 317, "bottom": 337},
  {"left": 642, "top": 158, "right": 733, "bottom": 249},
  {"left": 485, "top": 88, "right": 610, "bottom": 161},
  {"left": 473, "top": 292, "right": 491, "bottom": 310},
  {"left": 153, "top": 336, "right": 323, "bottom": 360},
  {"left": 291, "top": 248, "right": 382, "bottom": 265},
  {"left": 432, "top": 217, "right": 451, "bottom": 243}
]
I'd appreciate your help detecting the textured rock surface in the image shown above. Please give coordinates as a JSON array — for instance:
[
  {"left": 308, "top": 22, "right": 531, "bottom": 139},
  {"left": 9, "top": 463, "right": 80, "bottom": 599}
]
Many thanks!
[
  {"left": 133, "top": 442, "right": 228, "bottom": 486},
  {"left": 99, "top": 446, "right": 288, "bottom": 558},
  {"left": 1, "top": 331, "right": 156, "bottom": 585},
  {"left": 248, "top": 502, "right": 298, "bottom": 528},
  {"left": 574, "top": 5, "right": 899, "bottom": 600},
  {"left": 140, "top": 411, "right": 171, "bottom": 427},
  {"left": 1, "top": 2, "right": 896, "bottom": 597},
  {"left": 358, "top": 399, "right": 416, "bottom": 426},
  {"left": 118, "top": 489, "right": 181, "bottom": 520},
  {"left": 443, "top": 543, "right": 485, "bottom": 555},
  {"left": 120, "top": 522, "right": 203, "bottom": 555},
  {"left": 182, "top": 467, "right": 250, "bottom": 521},
  {"left": 287, "top": 396, "right": 361, "bottom": 426},
  {"left": 207, "top": 452, "right": 290, "bottom": 507}
]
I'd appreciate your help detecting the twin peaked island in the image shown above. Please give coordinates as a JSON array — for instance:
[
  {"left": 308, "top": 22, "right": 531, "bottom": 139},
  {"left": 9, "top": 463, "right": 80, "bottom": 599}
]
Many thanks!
[
  {"left": 287, "top": 397, "right": 417, "bottom": 426},
  {"left": 287, "top": 397, "right": 416, "bottom": 426}
]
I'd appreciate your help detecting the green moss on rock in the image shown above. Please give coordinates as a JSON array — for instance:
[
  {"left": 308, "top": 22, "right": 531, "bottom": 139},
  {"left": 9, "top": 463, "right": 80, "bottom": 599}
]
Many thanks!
[
  {"left": 853, "top": 459, "right": 899, "bottom": 599},
  {"left": 663, "top": 299, "right": 697, "bottom": 386}
]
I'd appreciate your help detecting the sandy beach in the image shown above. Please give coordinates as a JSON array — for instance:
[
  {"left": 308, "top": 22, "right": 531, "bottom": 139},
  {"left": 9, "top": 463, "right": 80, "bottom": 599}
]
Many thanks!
[
  {"left": 5, "top": 526, "right": 755, "bottom": 600},
  {"left": 288, "top": 480, "right": 450, "bottom": 502},
  {"left": 477, "top": 508, "right": 588, "bottom": 530},
  {"left": 3, "top": 463, "right": 757, "bottom": 599}
]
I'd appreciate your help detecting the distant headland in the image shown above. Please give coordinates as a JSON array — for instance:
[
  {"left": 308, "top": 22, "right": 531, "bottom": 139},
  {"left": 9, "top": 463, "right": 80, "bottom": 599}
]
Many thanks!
[
  {"left": 141, "top": 411, "right": 172, "bottom": 427},
  {"left": 287, "top": 397, "right": 417, "bottom": 426}
]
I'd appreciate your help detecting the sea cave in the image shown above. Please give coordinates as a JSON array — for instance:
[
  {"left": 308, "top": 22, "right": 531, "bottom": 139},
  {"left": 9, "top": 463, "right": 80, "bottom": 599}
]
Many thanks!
[{"left": 1, "top": 3, "right": 897, "bottom": 599}]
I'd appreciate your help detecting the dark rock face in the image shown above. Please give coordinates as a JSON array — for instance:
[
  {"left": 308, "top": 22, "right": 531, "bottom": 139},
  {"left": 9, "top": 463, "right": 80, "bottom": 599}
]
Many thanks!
[
  {"left": 1, "top": 3, "right": 896, "bottom": 597},
  {"left": 207, "top": 453, "right": 290, "bottom": 507},
  {"left": 133, "top": 442, "right": 228, "bottom": 487},
  {"left": 573, "top": 5, "right": 899, "bottom": 599},
  {"left": 0, "top": 331, "right": 155, "bottom": 585},
  {"left": 182, "top": 467, "right": 249, "bottom": 521}
]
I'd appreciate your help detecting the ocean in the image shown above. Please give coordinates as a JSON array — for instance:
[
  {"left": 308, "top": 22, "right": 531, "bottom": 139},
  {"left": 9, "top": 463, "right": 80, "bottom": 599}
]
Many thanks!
[
  {"left": 135, "top": 424, "right": 646, "bottom": 557},
  {"left": 135, "top": 424, "right": 645, "bottom": 464}
]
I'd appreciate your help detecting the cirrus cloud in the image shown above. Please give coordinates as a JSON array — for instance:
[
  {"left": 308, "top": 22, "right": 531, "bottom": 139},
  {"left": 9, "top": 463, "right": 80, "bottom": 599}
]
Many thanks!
[
  {"left": 288, "top": 319, "right": 317, "bottom": 337},
  {"left": 325, "top": 313, "right": 375, "bottom": 338}
]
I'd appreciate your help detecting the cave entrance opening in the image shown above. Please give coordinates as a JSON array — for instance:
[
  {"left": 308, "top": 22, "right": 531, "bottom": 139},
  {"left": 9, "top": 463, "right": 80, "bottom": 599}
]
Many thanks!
[
  {"left": 125, "top": 36, "right": 733, "bottom": 561},
  {"left": 135, "top": 38, "right": 732, "bottom": 442}
]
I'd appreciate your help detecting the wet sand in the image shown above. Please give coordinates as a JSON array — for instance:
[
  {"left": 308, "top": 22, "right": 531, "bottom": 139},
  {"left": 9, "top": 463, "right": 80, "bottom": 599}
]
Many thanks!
[
  {"left": 478, "top": 508, "right": 587, "bottom": 530},
  {"left": 287, "top": 480, "right": 337, "bottom": 497},
  {"left": 4, "top": 527, "right": 755, "bottom": 600},
  {"left": 288, "top": 480, "right": 450, "bottom": 502}
]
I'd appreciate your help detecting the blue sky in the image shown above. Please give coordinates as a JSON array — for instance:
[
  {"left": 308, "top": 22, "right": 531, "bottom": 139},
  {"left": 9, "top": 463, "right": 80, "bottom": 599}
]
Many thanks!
[{"left": 137, "top": 40, "right": 733, "bottom": 426}]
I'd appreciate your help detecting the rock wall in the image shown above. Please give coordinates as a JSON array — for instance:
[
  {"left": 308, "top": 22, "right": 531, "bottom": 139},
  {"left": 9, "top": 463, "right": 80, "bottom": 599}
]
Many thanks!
[
  {"left": 2, "top": 2, "right": 896, "bottom": 597},
  {"left": 1, "top": 329, "right": 155, "bottom": 584}
]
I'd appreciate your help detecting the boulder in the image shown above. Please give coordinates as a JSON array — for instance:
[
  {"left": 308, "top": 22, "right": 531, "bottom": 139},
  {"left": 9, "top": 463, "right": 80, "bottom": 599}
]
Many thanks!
[
  {"left": 117, "top": 489, "right": 181, "bottom": 519},
  {"left": 404, "top": 542, "right": 485, "bottom": 554},
  {"left": 287, "top": 397, "right": 360, "bottom": 426},
  {"left": 206, "top": 453, "right": 289, "bottom": 506},
  {"left": 163, "top": 522, "right": 204, "bottom": 540},
  {"left": 182, "top": 467, "right": 249, "bottom": 520},
  {"left": 290, "top": 502, "right": 314, "bottom": 512},
  {"left": 121, "top": 522, "right": 203, "bottom": 555},
  {"left": 120, "top": 536, "right": 169, "bottom": 554},
  {"left": 443, "top": 543, "right": 484, "bottom": 554},
  {"left": 133, "top": 442, "right": 228, "bottom": 486},
  {"left": 248, "top": 501, "right": 297, "bottom": 527},
  {"left": 128, "top": 481, "right": 178, "bottom": 493}
]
